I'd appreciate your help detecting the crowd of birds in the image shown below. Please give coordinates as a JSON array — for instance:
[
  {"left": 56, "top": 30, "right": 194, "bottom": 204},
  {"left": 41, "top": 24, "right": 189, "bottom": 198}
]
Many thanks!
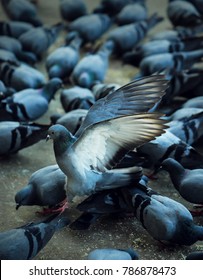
[{"left": 1, "top": 0, "right": 203, "bottom": 260}]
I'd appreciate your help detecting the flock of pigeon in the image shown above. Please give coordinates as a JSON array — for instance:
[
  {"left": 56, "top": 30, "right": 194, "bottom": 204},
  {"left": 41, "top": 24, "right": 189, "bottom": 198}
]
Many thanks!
[{"left": 0, "top": 0, "right": 203, "bottom": 260}]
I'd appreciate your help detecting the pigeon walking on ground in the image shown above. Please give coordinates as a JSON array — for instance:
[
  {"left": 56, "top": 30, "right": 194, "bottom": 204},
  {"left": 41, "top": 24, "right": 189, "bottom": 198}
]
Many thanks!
[
  {"left": 0, "top": 78, "right": 62, "bottom": 121},
  {"left": 0, "top": 0, "right": 43, "bottom": 27},
  {"left": 46, "top": 75, "right": 167, "bottom": 199},
  {"left": 106, "top": 13, "right": 163, "bottom": 56},
  {"left": 71, "top": 41, "right": 114, "bottom": 88},
  {"left": 66, "top": 13, "right": 112, "bottom": 44},
  {"left": 87, "top": 248, "right": 139, "bottom": 260},
  {"left": 15, "top": 165, "right": 67, "bottom": 213},
  {"left": 167, "top": 0, "right": 203, "bottom": 27},
  {"left": 132, "top": 188, "right": 203, "bottom": 245},
  {"left": 46, "top": 35, "right": 82, "bottom": 80},
  {"left": 0, "top": 214, "right": 69, "bottom": 260},
  {"left": 0, "top": 121, "right": 50, "bottom": 156},
  {"left": 161, "top": 158, "right": 203, "bottom": 212},
  {"left": 0, "top": 62, "right": 46, "bottom": 91},
  {"left": 59, "top": 0, "right": 87, "bottom": 22},
  {"left": 19, "top": 23, "right": 64, "bottom": 59}
]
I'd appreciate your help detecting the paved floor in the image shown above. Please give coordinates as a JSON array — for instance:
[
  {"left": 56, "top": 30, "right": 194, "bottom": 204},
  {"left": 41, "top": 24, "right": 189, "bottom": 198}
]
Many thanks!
[{"left": 0, "top": 0, "right": 203, "bottom": 260}]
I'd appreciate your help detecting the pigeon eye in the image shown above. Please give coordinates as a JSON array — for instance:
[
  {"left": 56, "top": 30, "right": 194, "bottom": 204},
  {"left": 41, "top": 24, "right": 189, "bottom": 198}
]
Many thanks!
[{"left": 51, "top": 131, "right": 54, "bottom": 135}]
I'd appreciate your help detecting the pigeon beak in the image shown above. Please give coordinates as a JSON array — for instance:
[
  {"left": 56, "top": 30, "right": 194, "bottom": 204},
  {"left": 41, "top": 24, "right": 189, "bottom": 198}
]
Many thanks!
[
  {"left": 16, "top": 204, "right": 21, "bottom": 210},
  {"left": 46, "top": 135, "right": 51, "bottom": 142}
]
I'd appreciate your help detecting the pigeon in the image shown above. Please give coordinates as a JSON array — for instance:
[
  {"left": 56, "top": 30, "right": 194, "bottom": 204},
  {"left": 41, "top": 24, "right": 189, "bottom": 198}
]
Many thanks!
[
  {"left": 167, "top": 0, "right": 203, "bottom": 27},
  {"left": 15, "top": 165, "right": 67, "bottom": 210},
  {"left": 46, "top": 35, "right": 82, "bottom": 80},
  {"left": 0, "top": 214, "right": 70, "bottom": 260},
  {"left": 19, "top": 23, "right": 64, "bottom": 59},
  {"left": 161, "top": 158, "right": 203, "bottom": 205},
  {"left": 66, "top": 14, "right": 112, "bottom": 44},
  {"left": 166, "top": 111, "right": 203, "bottom": 145},
  {"left": 137, "top": 49, "right": 203, "bottom": 77},
  {"left": 189, "top": 0, "right": 203, "bottom": 15},
  {"left": 0, "top": 80, "right": 15, "bottom": 100},
  {"left": 50, "top": 109, "right": 88, "bottom": 135},
  {"left": 46, "top": 75, "right": 168, "bottom": 199},
  {"left": 123, "top": 37, "right": 203, "bottom": 67},
  {"left": 60, "top": 86, "right": 94, "bottom": 112},
  {"left": 132, "top": 188, "right": 203, "bottom": 245},
  {"left": 0, "top": 20, "right": 34, "bottom": 39},
  {"left": 0, "top": 0, "right": 43, "bottom": 27},
  {"left": 71, "top": 41, "right": 114, "bottom": 88},
  {"left": 136, "top": 130, "right": 203, "bottom": 170},
  {"left": 106, "top": 13, "right": 163, "bottom": 55},
  {"left": 0, "top": 78, "right": 62, "bottom": 121},
  {"left": 0, "top": 121, "right": 50, "bottom": 156},
  {"left": 87, "top": 248, "right": 139, "bottom": 260},
  {"left": 59, "top": 0, "right": 87, "bottom": 22},
  {"left": 93, "top": 0, "right": 145, "bottom": 16},
  {"left": 115, "top": 3, "right": 147, "bottom": 25},
  {"left": 182, "top": 96, "right": 203, "bottom": 109},
  {"left": 150, "top": 24, "right": 203, "bottom": 42},
  {"left": 186, "top": 251, "right": 203, "bottom": 260},
  {"left": 0, "top": 62, "right": 46, "bottom": 91},
  {"left": 0, "top": 35, "right": 37, "bottom": 64}
]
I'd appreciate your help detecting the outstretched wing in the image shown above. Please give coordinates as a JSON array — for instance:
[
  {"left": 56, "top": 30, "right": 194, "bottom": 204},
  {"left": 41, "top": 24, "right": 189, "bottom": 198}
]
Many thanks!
[
  {"left": 72, "top": 113, "right": 167, "bottom": 172},
  {"left": 75, "top": 75, "right": 168, "bottom": 136}
]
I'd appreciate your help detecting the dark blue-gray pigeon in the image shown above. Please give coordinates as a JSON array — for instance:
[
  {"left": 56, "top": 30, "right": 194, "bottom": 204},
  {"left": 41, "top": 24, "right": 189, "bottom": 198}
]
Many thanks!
[
  {"left": 161, "top": 158, "right": 203, "bottom": 206},
  {"left": 132, "top": 188, "right": 203, "bottom": 245},
  {"left": 0, "top": 49, "right": 20, "bottom": 66},
  {"left": 0, "top": 214, "right": 70, "bottom": 260},
  {"left": 0, "top": 0, "right": 43, "bottom": 27},
  {"left": 137, "top": 49, "right": 203, "bottom": 78},
  {"left": 0, "top": 20, "right": 34, "bottom": 39},
  {"left": 0, "top": 121, "right": 50, "bottom": 156},
  {"left": 46, "top": 36, "right": 82, "bottom": 80},
  {"left": 59, "top": 0, "right": 87, "bottom": 22},
  {"left": 71, "top": 41, "right": 114, "bottom": 88},
  {"left": 87, "top": 248, "right": 139, "bottom": 260},
  {"left": 167, "top": 0, "right": 203, "bottom": 27},
  {"left": 106, "top": 13, "right": 163, "bottom": 55},
  {"left": 50, "top": 109, "right": 88, "bottom": 134},
  {"left": 0, "top": 35, "right": 37, "bottom": 64},
  {"left": 150, "top": 24, "right": 203, "bottom": 42},
  {"left": 15, "top": 164, "right": 67, "bottom": 212},
  {"left": 0, "top": 62, "right": 46, "bottom": 91},
  {"left": 46, "top": 76, "right": 168, "bottom": 198},
  {"left": 123, "top": 37, "right": 203, "bottom": 67},
  {"left": 19, "top": 23, "right": 64, "bottom": 59},
  {"left": 115, "top": 3, "right": 147, "bottom": 25},
  {"left": 0, "top": 78, "right": 62, "bottom": 121},
  {"left": 60, "top": 86, "right": 94, "bottom": 112},
  {"left": 66, "top": 13, "right": 112, "bottom": 44}
]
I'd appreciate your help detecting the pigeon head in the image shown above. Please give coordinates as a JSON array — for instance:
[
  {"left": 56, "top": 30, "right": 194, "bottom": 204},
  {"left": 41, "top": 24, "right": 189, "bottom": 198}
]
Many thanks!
[
  {"left": 78, "top": 72, "right": 94, "bottom": 88},
  {"left": 161, "top": 158, "right": 184, "bottom": 173},
  {"left": 47, "top": 124, "right": 75, "bottom": 155},
  {"left": 15, "top": 185, "right": 35, "bottom": 209}
]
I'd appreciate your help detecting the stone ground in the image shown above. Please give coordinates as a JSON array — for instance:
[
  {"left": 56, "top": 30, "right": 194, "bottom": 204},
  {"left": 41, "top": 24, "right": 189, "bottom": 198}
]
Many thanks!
[{"left": 0, "top": 0, "right": 203, "bottom": 260}]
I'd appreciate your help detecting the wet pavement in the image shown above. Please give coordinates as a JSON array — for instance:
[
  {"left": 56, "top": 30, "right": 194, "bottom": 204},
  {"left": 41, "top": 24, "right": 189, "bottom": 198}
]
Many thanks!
[{"left": 0, "top": 0, "right": 203, "bottom": 260}]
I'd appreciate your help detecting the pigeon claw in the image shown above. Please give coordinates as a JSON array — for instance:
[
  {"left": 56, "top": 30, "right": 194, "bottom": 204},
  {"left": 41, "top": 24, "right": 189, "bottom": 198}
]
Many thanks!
[{"left": 36, "top": 199, "right": 69, "bottom": 216}]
